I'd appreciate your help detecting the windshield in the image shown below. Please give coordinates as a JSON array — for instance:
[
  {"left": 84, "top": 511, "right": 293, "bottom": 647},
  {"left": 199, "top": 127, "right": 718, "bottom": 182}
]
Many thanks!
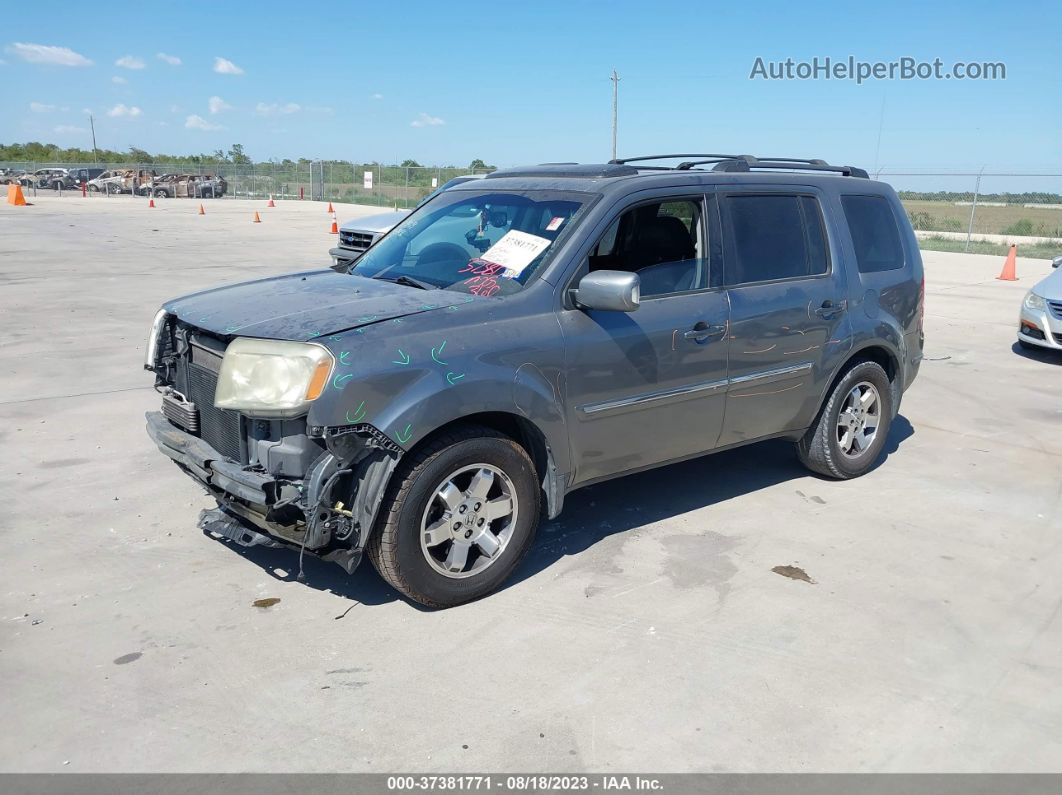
[{"left": 348, "top": 189, "right": 591, "bottom": 296}]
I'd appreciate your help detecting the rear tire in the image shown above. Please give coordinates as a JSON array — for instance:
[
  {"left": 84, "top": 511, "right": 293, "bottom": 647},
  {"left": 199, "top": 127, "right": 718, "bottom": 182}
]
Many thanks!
[
  {"left": 367, "top": 425, "right": 540, "bottom": 608},
  {"left": 797, "top": 360, "right": 893, "bottom": 479}
]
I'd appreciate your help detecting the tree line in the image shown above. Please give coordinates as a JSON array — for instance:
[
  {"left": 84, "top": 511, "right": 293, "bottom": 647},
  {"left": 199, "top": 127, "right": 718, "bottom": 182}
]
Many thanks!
[
  {"left": 898, "top": 190, "right": 1062, "bottom": 205},
  {"left": 0, "top": 141, "right": 496, "bottom": 173}
]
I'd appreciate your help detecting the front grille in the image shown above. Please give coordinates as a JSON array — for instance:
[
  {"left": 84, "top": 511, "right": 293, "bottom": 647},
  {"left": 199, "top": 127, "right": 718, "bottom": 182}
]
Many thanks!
[
  {"left": 339, "top": 230, "right": 374, "bottom": 252},
  {"left": 1048, "top": 300, "right": 1062, "bottom": 320},
  {"left": 185, "top": 363, "right": 244, "bottom": 461},
  {"left": 1054, "top": 333, "right": 1062, "bottom": 345}
]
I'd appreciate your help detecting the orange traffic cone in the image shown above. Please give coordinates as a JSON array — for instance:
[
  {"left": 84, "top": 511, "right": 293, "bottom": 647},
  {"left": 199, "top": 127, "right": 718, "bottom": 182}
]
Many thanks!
[
  {"left": 267, "top": 195, "right": 276, "bottom": 208},
  {"left": 7, "top": 184, "right": 27, "bottom": 206},
  {"left": 327, "top": 201, "right": 334, "bottom": 214},
  {"left": 148, "top": 198, "right": 155, "bottom": 208},
  {"left": 198, "top": 204, "right": 205, "bottom": 215},
  {"left": 253, "top": 211, "right": 262, "bottom": 224},
  {"left": 330, "top": 219, "right": 338, "bottom": 234},
  {"left": 997, "top": 244, "right": 1018, "bottom": 281}
]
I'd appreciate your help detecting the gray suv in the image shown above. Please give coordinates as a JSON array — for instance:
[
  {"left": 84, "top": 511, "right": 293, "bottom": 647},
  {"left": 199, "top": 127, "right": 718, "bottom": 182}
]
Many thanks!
[{"left": 144, "top": 154, "right": 924, "bottom": 607}]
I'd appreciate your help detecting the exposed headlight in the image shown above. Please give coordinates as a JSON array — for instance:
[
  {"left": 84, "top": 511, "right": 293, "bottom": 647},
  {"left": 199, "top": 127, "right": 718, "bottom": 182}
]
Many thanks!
[
  {"left": 214, "top": 338, "right": 335, "bottom": 418},
  {"left": 1023, "top": 291, "right": 1046, "bottom": 311},
  {"left": 144, "top": 308, "right": 169, "bottom": 370}
]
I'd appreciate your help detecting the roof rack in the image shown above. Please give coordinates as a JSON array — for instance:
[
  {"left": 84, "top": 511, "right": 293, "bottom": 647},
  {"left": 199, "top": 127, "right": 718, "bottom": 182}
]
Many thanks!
[{"left": 609, "top": 153, "right": 868, "bottom": 179}]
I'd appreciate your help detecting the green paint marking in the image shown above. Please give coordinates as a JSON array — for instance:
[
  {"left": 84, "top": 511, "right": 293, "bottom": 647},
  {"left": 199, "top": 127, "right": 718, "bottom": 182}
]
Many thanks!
[
  {"left": 395, "top": 424, "right": 413, "bottom": 444},
  {"left": 345, "top": 401, "right": 366, "bottom": 423},
  {"left": 431, "top": 340, "right": 448, "bottom": 365},
  {"left": 392, "top": 349, "right": 411, "bottom": 366},
  {"left": 418, "top": 304, "right": 438, "bottom": 311},
  {"left": 333, "top": 373, "right": 354, "bottom": 390},
  {"left": 338, "top": 351, "right": 351, "bottom": 365},
  {"left": 356, "top": 315, "right": 378, "bottom": 323},
  {"left": 446, "top": 372, "right": 465, "bottom": 385}
]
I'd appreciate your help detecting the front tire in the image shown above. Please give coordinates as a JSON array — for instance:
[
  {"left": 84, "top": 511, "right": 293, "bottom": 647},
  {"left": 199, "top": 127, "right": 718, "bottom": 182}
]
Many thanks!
[
  {"left": 367, "top": 425, "right": 540, "bottom": 608},
  {"left": 797, "top": 360, "right": 893, "bottom": 479}
]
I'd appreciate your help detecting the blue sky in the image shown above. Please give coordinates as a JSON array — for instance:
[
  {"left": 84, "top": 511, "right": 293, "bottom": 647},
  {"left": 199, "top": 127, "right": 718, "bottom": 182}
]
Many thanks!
[{"left": 2, "top": 0, "right": 1059, "bottom": 185}]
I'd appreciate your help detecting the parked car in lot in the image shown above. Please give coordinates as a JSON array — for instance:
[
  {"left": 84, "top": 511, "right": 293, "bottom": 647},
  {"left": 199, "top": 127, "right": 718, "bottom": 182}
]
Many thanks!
[
  {"left": 18, "top": 168, "right": 70, "bottom": 188},
  {"left": 0, "top": 168, "right": 28, "bottom": 184},
  {"left": 138, "top": 173, "right": 228, "bottom": 198},
  {"left": 1018, "top": 262, "right": 1062, "bottom": 352},
  {"left": 145, "top": 154, "right": 924, "bottom": 607},
  {"left": 330, "top": 174, "right": 485, "bottom": 266},
  {"left": 48, "top": 167, "right": 105, "bottom": 189},
  {"left": 87, "top": 169, "right": 157, "bottom": 194}
]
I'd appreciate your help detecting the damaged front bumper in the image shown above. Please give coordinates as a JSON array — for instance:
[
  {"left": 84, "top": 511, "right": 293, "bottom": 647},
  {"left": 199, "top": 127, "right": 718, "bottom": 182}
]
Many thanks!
[{"left": 145, "top": 410, "right": 399, "bottom": 575}]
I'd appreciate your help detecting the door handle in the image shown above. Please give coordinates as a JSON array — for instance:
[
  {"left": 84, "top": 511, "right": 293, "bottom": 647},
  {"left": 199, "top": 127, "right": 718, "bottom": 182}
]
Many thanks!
[
  {"left": 814, "top": 299, "right": 847, "bottom": 319},
  {"left": 683, "top": 322, "right": 727, "bottom": 343}
]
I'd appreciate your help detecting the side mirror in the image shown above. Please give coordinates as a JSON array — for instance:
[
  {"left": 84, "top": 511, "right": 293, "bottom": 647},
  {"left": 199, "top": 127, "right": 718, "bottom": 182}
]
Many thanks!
[
  {"left": 573, "top": 270, "right": 640, "bottom": 312},
  {"left": 1052, "top": 255, "right": 1061, "bottom": 269}
]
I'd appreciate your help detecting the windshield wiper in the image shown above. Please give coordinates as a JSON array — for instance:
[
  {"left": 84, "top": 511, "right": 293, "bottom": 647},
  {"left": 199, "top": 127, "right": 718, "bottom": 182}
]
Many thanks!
[{"left": 376, "top": 274, "right": 437, "bottom": 291}]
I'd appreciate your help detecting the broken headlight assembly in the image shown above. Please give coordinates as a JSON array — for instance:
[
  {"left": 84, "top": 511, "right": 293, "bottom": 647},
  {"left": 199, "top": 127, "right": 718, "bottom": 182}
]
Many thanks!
[
  {"left": 214, "top": 338, "right": 335, "bottom": 418},
  {"left": 143, "top": 308, "right": 169, "bottom": 370}
]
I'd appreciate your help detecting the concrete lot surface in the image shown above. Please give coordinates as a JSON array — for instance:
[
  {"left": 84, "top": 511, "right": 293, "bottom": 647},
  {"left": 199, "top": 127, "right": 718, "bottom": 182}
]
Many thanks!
[{"left": 1, "top": 197, "right": 1060, "bottom": 772}]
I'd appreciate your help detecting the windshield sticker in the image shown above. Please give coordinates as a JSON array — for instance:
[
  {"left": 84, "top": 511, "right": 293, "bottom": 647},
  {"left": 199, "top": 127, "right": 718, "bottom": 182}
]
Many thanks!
[
  {"left": 546, "top": 216, "right": 565, "bottom": 232},
  {"left": 479, "top": 230, "right": 552, "bottom": 277}
]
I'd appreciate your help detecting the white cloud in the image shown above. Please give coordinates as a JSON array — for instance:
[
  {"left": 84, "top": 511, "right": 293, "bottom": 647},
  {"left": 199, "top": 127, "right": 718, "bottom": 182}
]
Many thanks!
[
  {"left": 208, "top": 96, "right": 232, "bottom": 114},
  {"left": 112, "top": 75, "right": 127, "bottom": 84},
  {"left": 213, "top": 56, "right": 243, "bottom": 75},
  {"left": 7, "top": 42, "right": 92, "bottom": 67},
  {"left": 410, "top": 112, "right": 445, "bottom": 128},
  {"left": 185, "top": 114, "right": 224, "bottom": 131},
  {"left": 256, "top": 101, "right": 301, "bottom": 115},
  {"left": 107, "top": 103, "right": 142, "bottom": 118},
  {"left": 372, "top": 93, "right": 383, "bottom": 100},
  {"left": 54, "top": 124, "right": 87, "bottom": 134},
  {"left": 156, "top": 52, "right": 181, "bottom": 66},
  {"left": 29, "top": 102, "right": 56, "bottom": 112},
  {"left": 115, "top": 55, "right": 145, "bottom": 70}
]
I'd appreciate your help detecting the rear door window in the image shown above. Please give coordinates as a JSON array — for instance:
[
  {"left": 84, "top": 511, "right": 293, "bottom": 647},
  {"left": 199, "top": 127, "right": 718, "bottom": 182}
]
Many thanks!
[
  {"left": 722, "top": 194, "right": 829, "bottom": 285},
  {"left": 841, "top": 195, "right": 904, "bottom": 273}
]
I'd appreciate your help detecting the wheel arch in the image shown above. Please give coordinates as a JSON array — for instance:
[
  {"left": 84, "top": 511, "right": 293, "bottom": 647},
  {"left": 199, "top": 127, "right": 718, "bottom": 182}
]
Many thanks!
[
  {"left": 822, "top": 342, "right": 903, "bottom": 419},
  {"left": 398, "top": 411, "right": 565, "bottom": 520}
]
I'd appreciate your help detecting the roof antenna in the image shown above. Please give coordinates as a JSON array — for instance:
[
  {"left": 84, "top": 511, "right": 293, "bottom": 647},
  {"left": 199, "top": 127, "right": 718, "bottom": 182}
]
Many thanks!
[{"left": 610, "top": 69, "right": 620, "bottom": 161}]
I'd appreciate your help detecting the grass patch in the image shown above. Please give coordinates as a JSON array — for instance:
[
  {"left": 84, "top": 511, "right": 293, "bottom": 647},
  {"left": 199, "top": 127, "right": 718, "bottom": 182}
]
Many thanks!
[
  {"left": 918, "top": 235, "right": 1062, "bottom": 259},
  {"left": 902, "top": 200, "right": 1062, "bottom": 237}
]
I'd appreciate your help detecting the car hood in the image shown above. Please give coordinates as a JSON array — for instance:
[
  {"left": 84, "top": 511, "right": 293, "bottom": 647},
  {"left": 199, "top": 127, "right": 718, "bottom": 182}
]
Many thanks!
[
  {"left": 339, "top": 209, "right": 410, "bottom": 235},
  {"left": 164, "top": 269, "right": 472, "bottom": 340},
  {"left": 1033, "top": 265, "right": 1062, "bottom": 299}
]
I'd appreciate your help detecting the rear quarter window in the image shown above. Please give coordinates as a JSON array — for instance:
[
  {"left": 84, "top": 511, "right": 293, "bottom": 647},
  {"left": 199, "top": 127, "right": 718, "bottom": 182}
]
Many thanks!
[{"left": 842, "top": 195, "right": 905, "bottom": 273}]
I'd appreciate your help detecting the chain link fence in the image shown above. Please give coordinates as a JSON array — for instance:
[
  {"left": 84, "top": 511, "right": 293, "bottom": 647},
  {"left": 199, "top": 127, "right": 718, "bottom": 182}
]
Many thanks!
[
  {"left": 0, "top": 161, "right": 492, "bottom": 209},
  {"left": 4, "top": 160, "right": 1061, "bottom": 253},
  {"left": 873, "top": 169, "right": 1062, "bottom": 253}
]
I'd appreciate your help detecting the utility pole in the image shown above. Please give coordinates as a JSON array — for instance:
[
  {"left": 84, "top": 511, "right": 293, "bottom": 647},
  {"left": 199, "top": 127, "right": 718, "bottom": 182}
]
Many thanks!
[
  {"left": 610, "top": 69, "right": 620, "bottom": 161},
  {"left": 88, "top": 114, "right": 99, "bottom": 164}
]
